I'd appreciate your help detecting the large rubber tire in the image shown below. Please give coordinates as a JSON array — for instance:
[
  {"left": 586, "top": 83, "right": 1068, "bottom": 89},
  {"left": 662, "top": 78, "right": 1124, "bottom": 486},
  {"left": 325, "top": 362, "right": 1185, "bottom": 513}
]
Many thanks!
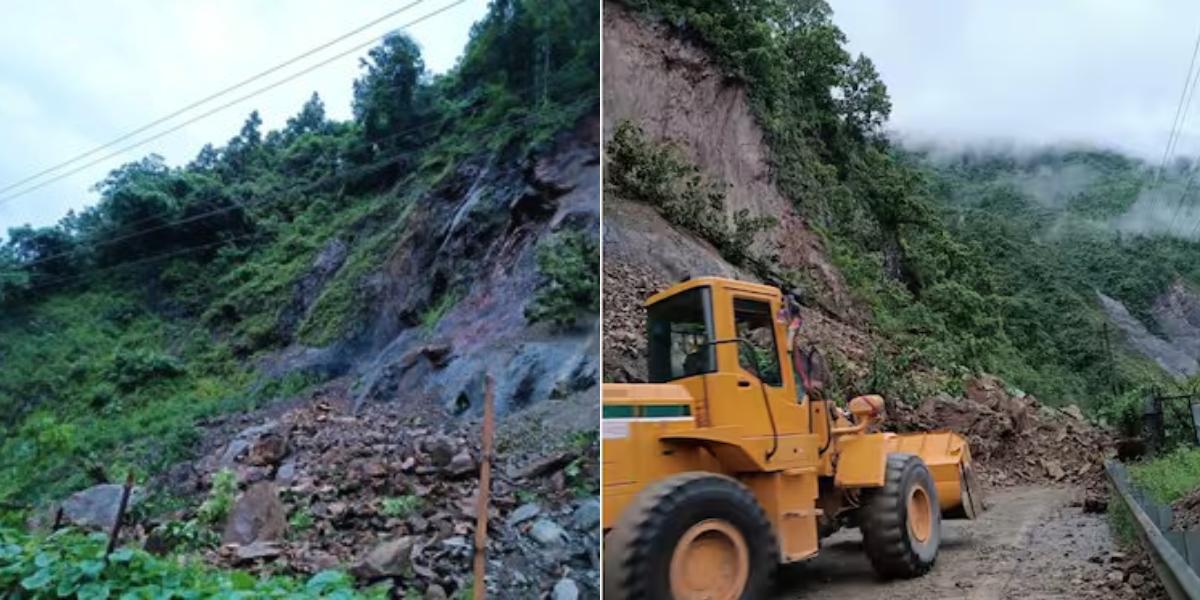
[
  {"left": 603, "top": 472, "right": 778, "bottom": 600},
  {"left": 861, "top": 453, "right": 941, "bottom": 579}
]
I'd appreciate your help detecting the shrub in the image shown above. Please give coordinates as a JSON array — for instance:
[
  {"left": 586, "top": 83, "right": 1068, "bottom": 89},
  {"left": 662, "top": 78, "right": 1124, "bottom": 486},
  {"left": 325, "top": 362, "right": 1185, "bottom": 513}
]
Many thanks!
[
  {"left": 525, "top": 230, "right": 599, "bottom": 327},
  {"left": 196, "top": 469, "right": 237, "bottom": 526},
  {"left": 106, "top": 348, "right": 185, "bottom": 392},
  {"left": 605, "top": 121, "right": 775, "bottom": 266},
  {"left": 0, "top": 527, "right": 384, "bottom": 598},
  {"left": 380, "top": 495, "right": 424, "bottom": 518}
]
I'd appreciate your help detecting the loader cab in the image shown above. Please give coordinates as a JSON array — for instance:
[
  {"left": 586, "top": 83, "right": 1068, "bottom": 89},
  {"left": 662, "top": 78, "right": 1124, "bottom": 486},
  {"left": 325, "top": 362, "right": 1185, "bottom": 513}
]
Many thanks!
[{"left": 644, "top": 278, "right": 807, "bottom": 436}]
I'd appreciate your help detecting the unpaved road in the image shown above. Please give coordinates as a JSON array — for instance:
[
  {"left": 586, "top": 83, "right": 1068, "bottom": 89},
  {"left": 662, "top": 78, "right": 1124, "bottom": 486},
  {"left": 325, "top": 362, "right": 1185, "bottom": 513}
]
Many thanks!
[{"left": 775, "top": 486, "right": 1130, "bottom": 599}]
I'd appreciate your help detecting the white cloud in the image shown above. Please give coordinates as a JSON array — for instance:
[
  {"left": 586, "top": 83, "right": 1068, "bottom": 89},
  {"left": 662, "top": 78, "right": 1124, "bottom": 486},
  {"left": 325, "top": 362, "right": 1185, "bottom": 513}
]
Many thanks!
[
  {"left": 0, "top": 0, "right": 490, "bottom": 231},
  {"left": 828, "top": 0, "right": 1200, "bottom": 160}
]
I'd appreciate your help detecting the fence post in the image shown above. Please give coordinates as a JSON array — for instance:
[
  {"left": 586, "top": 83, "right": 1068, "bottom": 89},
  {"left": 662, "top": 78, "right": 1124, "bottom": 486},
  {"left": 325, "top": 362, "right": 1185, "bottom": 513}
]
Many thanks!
[{"left": 1146, "top": 389, "right": 1165, "bottom": 453}]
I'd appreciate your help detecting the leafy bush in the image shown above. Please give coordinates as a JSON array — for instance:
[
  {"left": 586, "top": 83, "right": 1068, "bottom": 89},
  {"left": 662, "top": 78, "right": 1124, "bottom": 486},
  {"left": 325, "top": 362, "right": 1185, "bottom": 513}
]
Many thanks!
[
  {"left": 606, "top": 121, "right": 775, "bottom": 266},
  {"left": 525, "top": 230, "right": 599, "bottom": 327},
  {"left": 151, "top": 519, "right": 220, "bottom": 553},
  {"left": 196, "top": 469, "right": 237, "bottom": 526},
  {"left": 0, "top": 527, "right": 384, "bottom": 598},
  {"left": 106, "top": 348, "right": 184, "bottom": 392}
]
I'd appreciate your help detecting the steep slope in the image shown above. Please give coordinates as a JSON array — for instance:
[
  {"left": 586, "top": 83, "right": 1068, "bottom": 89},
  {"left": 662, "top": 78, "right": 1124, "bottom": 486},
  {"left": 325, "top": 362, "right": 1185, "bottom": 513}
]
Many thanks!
[
  {"left": 0, "top": 1, "right": 599, "bottom": 597},
  {"left": 602, "top": 1, "right": 871, "bottom": 384}
]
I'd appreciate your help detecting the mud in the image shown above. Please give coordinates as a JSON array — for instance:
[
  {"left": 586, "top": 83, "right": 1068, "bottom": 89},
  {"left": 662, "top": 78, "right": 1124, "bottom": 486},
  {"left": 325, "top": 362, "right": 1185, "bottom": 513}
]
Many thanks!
[{"left": 775, "top": 486, "right": 1164, "bottom": 599}]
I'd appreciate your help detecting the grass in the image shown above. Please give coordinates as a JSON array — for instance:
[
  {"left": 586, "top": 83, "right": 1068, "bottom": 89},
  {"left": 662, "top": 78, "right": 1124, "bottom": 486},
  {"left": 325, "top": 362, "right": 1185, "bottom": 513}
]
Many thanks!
[
  {"left": 1129, "top": 446, "right": 1200, "bottom": 504},
  {"left": 380, "top": 495, "right": 423, "bottom": 518},
  {"left": 1107, "top": 491, "right": 1137, "bottom": 546},
  {"left": 421, "top": 289, "right": 461, "bottom": 333}
]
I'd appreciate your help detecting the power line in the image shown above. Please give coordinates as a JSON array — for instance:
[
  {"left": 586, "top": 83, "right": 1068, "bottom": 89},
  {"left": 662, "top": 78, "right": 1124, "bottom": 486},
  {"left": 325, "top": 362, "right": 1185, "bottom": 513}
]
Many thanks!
[
  {"left": 9, "top": 74, "right": 594, "bottom": 271},
  {"left": 0, "top": 0, "right": 469, "bottom": 208},
  {"left": 14, "top": 95, "right": 598, "bottom": 290},
  {"left": 1158, "top": 29, "right": 1200, "bottom": 187},
  {"left": 0, "top": 0, "right": 428, "bottom": 198}
]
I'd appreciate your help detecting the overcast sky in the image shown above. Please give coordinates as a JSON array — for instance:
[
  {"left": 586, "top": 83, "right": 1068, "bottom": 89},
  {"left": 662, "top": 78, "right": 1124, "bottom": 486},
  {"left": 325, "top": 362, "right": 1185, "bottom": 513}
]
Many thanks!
[
  {"left": 829, "top": 0, "right": 1200, "bottom": 161},
  {"left": 0, "top": 0, "right": 488, "bottom": 232}
]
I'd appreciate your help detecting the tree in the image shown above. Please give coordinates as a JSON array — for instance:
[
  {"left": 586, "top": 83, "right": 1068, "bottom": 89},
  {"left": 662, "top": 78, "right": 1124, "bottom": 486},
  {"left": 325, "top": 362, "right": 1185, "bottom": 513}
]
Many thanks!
[
  {"left": 0, "top": 245, "right": 31, "bottom": 303},
  {"left": 6, "top": 225, "right": 79, "bottom": 279},
  {"left": 353, "top": 34, "right": 425, "bottom": 144},
  {"left": 838, "top": 55, "right": 891, "bottom": 142},
  {"left": 284, "top": 92, "right": 327, "bottom": 140},
  {"left": 222, "top": 111, "right": 266, "bottom": 180}
]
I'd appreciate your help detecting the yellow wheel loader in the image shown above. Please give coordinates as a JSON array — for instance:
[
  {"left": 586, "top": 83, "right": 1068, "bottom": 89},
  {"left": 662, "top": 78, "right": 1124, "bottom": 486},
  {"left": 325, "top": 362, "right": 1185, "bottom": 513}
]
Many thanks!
[{"left": 602, "top": 277, "right": 984, "bottom": 599}]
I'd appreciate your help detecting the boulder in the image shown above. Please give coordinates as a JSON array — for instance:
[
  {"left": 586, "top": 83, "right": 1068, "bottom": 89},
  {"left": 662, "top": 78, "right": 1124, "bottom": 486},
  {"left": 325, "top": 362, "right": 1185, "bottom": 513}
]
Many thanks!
[
  {"left": 222, "top": 482, "right": 288, "bottom": 546},
  {"left": 529, "top": 519, "right": 567, "bottom": 546},
  {"left": 424, "top": 435, "right": 457, "bottom": 467},
  {"left": 507, "top": 503, "right": 541, "bottom": 527},
  {"left": 571, "top": 498, "right": 601, "bottom": 531},
  {"left": 351, "top": 536, "right": 418, "bottom": 580},
  {"left": 553, "top": 578, "right": 580, "bottom": 600},
  {"left": 446, "top": 449, "right": 477, "bottom": 478},
  {"left": 61, "top": 484, "right": 143, "bottom": 531},
  {"left": 234, "top": 541, "right": 283, "bottom": 563}
]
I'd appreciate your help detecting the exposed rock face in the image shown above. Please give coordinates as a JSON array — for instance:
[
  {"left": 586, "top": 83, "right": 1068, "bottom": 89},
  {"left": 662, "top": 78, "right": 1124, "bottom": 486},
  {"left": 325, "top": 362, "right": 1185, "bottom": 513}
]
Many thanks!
[
  {"left": 222, "top": 482, "right": 288, "bottom": 546},
  {"left": 322, "top": 118, "right": 603, "bottom": 417},
  {"left": 600, "top": 3, "right": 871, "bottom": 383},
  {"left": 1099, "top": 291, "right": 1199, "bottom": 377},
  {"left": 61, "top": 484, "right": 143, "bottom": 531},
  {"left": 602, "top": 2, "right": 858, "bottom": 322}
]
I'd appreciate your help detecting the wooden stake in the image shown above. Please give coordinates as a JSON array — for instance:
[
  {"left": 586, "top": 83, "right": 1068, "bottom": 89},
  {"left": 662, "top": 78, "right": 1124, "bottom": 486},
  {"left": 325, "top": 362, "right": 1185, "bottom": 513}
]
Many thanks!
[
  {"left": 473, "top": 375, "right": 495, "bottom": 600},
  {"left": 105, "top": 471, "right": 135, "bottom": 559}
]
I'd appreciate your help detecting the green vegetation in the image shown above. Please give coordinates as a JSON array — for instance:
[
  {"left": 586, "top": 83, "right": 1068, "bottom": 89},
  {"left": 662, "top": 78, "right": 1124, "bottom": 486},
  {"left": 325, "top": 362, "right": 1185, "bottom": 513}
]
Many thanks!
[
  {"left": 1130, "top": 447, "right": 1200, "bottom": 504},
  {"left": 289, "top": 508, "right": 315, "bottom": 533},
  {"left": 629, "top": 0, "right": 1198, "bottom": 419},
  {"left": 0, "top": 528, "right": 384, "bottom": 598},
  {"left": 526, "top": 229, "right": 600, "bottom": 327},
  {"left": 0, "top": 0, "right": 598, "bottom": 511},
  {"left": 606, "top": 121, "right": 776, "bottom": 266},
  {"left": 196, "top": 469, "right": 237, "bottom": 527},
  {"left": 380, "top": 495, "right": 424, "bottom": 519},
  {"left": 421, "top": 289, "right": 462, "bottom": 333}
]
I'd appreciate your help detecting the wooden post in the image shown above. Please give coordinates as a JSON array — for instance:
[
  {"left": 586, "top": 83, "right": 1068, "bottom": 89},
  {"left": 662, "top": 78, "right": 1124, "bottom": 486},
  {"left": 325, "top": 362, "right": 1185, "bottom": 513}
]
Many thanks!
[
  {"left": 105, "top": 471, "right": 135, "bottom": 559},
  {"left": 473, "top": 375, "right": 495, "bottom": 600}
]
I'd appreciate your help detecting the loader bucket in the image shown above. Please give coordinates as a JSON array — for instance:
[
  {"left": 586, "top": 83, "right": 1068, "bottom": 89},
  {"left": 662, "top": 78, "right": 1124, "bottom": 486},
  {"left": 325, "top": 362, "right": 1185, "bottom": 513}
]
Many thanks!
[{"left": 887, "top": 431, "right": 985, "bottom": 519}]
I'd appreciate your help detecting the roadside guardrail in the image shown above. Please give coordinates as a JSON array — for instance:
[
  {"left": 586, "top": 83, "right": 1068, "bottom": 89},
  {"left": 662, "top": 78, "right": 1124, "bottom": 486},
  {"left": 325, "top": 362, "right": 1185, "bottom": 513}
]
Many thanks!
[{"left": 1106, "top": 460, "right": 1200, "bottom": 600}]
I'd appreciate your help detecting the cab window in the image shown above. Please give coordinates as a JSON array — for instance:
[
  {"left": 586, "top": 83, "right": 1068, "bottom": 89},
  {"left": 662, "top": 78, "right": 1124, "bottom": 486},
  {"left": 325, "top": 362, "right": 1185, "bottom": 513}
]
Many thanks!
[
  {"left": 734, "top": 298, "right": 782, "bottom": 386},
  {"left": 647, "top": 287, "right": 715, "bottom": 383}
]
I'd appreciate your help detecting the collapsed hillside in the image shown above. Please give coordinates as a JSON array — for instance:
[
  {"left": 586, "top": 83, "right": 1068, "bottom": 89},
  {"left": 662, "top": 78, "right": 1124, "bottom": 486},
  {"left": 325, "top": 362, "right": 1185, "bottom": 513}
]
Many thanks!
[
  {"left": 0, "top": 1, "right": 599, "bottom": 597},
  {"left": 602, "top": 0, "right": 1200, "bottom": 441}
]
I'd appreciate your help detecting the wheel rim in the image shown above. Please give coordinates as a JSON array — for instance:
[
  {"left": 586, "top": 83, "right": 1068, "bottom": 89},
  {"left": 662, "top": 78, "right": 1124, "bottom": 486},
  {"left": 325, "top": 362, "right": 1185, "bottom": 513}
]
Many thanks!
[
  {"left": 669, "top": 518, "right": 750, "bottom": 600},
  {"left": 907, "top": 484, "right": 933, "bottom": 543}
]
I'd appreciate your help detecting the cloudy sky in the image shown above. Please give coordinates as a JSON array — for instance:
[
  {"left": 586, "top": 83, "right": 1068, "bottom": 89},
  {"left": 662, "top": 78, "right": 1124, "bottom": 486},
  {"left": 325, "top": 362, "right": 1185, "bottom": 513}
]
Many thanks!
[
  {"left": 0, "top": 0, "right": 488, "bottom": 232},
  {"left": 829, "top": 0, "right": 1200, "bottom": 160}
]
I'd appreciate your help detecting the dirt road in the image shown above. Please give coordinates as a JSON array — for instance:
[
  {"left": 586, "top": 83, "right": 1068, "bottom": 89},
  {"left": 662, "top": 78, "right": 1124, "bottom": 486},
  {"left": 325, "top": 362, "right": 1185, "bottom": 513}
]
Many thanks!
[{"left": 774, "top": 486, "right": 1140, "bottom": 599}]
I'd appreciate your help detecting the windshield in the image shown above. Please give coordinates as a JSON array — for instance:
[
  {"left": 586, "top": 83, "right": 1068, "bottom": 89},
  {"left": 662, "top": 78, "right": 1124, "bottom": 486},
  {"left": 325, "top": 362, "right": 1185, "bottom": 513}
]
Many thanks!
[{"left": 647, "top": 286, "right": 715, "bottom": 383}]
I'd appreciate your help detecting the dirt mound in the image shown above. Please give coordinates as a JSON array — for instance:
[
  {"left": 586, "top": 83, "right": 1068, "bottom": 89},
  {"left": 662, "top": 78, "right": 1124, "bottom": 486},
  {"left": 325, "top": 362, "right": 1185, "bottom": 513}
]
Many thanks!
[
  {"left": 892, "top": 375, "right": 1112, "bottom": 491},
  {"left": 1171, "top": 488, "right": 1200, "bottom": 531},
  {"left": 601, "top": 260, "right": 670, "bottom": 382},
  {"left": 153, "top": 386, "right": 599, "bottom": 598}
]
